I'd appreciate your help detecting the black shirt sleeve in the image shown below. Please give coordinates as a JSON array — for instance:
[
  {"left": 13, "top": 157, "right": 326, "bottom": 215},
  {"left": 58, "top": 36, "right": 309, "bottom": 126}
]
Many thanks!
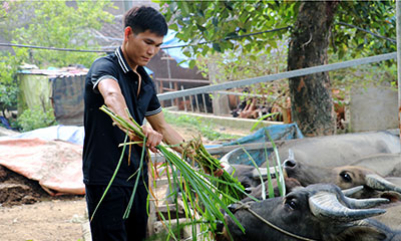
[{"left": 89, "top": 58, "right": 118, "bottom": 93}]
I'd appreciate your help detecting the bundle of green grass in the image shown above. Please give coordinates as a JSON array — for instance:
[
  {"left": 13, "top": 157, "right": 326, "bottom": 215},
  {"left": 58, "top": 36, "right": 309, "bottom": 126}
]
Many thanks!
[{"left": 92, "top": 105, "right": 247, "bottom": 240}]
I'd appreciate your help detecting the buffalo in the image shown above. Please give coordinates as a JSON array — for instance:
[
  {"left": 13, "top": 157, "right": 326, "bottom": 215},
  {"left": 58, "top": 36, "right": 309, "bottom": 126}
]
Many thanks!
[
  {"left": 283, "top": 155, "right": 401, "bottom": 199},
  {"left": 351, "top": 153, "right": 401, "bottom": 177},
  {"left": 221, "top": 149, "right": 279, "bottom": 194},
  {"left": 241, "top": 177, "right": 302, "bottom": 202},
  {"left": 257, "top": 131, "right": 401, "bottom": 168},
  {"left": 217, "top": 183, "right": 400, "bottom": 241},
  {"left": 228, "top": 164, "right": 264, "bottom": 193}
]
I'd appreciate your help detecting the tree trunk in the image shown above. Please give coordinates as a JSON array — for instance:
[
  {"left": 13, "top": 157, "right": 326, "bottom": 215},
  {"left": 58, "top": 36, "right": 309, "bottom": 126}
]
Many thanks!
[{"left": 288, "top": 1, "right": 339, "bottom": 137}]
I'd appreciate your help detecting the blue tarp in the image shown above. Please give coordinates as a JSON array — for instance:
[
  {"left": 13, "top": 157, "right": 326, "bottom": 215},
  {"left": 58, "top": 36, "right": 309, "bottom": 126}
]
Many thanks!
[
  {"left": 223, "top": 123, "right": 303, "bottom": 146},
  {"left": 220, "top": 123, "right": 304, "bottom": 166},
  {"left": 0, "top": 116, "right": 13, "bottom": 129},
  {"left": 161, "top": 30, "right": 192, "bottom": 68},
  {"left": 0, "top": 125, "right": 84, "bottom": 146}
]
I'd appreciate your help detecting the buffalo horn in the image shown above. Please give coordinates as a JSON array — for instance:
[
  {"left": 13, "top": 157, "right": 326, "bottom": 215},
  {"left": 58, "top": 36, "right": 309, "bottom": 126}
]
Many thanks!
[
  {"left": 343, "top": 196, "right": 389, "bottom": 209},
  {"left": 309, "top": 191, "right": 386, "bottom": 222},
  {"left": 342, "top": 186, "right": 363, "bottom": 197},
  {"left": 220, "top": 155, "right": 233, "bottom": 174},
  {"left": 365, "top": 174, "right": 401, "bottom": 193}
]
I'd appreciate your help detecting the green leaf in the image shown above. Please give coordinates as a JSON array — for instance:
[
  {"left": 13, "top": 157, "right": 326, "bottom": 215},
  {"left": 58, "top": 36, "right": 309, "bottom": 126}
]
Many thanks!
[
  {"left": 212, "top": 43, "right": 222, "bottom": 52},
  {"left": 196, "top": 23, "right": 206, "bottom": 32},
  {"left": 212, "top": 16, "right": 219, "bottom": 26},
  {"left": 169, "top": 23, "right": 178, "bottom": 31}
]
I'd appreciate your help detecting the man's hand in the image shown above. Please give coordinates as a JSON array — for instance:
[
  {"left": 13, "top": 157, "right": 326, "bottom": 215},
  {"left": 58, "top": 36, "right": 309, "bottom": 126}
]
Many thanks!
[
  {"left": 126, "top": 125, "right": 162, "bottom": 153},
  {"left": 141, "top": 125, "right": 163, "bottom": 153}
]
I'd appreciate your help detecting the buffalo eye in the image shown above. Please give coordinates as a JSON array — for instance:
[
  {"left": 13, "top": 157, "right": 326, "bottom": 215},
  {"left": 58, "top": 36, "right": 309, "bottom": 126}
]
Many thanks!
[
  {"left": 285, "top": 198, "right": 298, "bottom": 210},
  {"left": 339, "top": 171, "right": 352, "bottom": 183}
]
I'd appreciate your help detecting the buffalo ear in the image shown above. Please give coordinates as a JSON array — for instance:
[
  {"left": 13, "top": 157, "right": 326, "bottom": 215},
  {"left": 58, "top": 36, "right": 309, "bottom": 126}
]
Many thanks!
[{"left": 337, "top": 226, "right": 387, "bottom": 241}]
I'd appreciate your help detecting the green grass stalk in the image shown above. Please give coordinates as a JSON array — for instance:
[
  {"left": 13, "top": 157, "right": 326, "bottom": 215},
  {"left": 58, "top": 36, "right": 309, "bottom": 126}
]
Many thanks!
[
  {"left": 90, "top": 134, "right": 129, "bottom": 222},
  {"left": 99, "top": 105, "right": 246, "bottom": 238}
]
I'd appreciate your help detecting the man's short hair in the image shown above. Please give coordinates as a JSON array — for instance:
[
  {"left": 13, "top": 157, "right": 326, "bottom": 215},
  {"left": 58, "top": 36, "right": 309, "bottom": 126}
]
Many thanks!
[{"left": 124, "top": 6, "right": 168, "bottom": 36}]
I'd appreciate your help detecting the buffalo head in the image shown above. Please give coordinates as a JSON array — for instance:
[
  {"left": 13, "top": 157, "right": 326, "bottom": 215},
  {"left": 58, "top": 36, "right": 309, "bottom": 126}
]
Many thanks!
[
  {"left": 218, "top": 184, "right": 390, "bottom": 241},
  {"left": 284, "top": 156, "right": 401, "bottom": 200}
]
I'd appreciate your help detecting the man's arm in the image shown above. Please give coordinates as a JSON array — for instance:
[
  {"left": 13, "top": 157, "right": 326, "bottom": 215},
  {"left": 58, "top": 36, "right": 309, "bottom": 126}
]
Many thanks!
[
  {"left": 98, "top": 78, "right": 162, "bottom": 152},
  {"left": 98, "top": 78, "right": 130, "bottom": 122},
  {"left": 146, "top": 111, "right": 186, "bottom": 154},
  {"left": 147, "top": 111, "right": 224, "bottom": 176}
]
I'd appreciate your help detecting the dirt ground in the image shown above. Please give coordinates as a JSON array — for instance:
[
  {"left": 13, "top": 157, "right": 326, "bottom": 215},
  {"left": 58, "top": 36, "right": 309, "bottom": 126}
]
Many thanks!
[
  {"left": 0, "top": 165, "right": 87, "bottom": 241},
  {"left": 0, "top": 124, "right": 250, "bottom": 241},
  {"left": 0, "top": 195, "right": 87, "bottom": 241}
]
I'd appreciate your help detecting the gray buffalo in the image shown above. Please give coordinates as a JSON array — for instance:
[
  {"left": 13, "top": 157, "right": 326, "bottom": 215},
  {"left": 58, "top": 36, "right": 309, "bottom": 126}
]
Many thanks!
[
  {"left": 258, "top": 131, "right": 401, "bottom": 168},
  {"left": 221, "top": 149, "right": 279, "bottom": 194},
  {"left": 241, "top": 177, "right": 302, "bottom": 202},
  {"left": 217, "top": 183, "right": 400, "bottom": 241},
  {"left": 220, "top": 131, "right": 400, "bottom": 180},
  {"left": 229, "top": 164, "right": 263, "bottom": 193},
  {"left": 350, "top": 153, "right": 401, "bottom": 177},
  {"left": 283, "top": 156, "right": 401, "bottom": 199}
]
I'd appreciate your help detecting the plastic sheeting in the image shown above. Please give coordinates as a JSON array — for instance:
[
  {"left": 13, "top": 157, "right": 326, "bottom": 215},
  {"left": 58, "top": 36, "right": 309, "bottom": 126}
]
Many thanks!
[
  {"left": 220, "top": 123, "right": 304, "bottom": 166},
  {"left": 0, "top": 138, "right": 84, "bottom": 196},
  {"left": 0, "top": 125, "right": 84, "bottom": 146},
  {"left": 51, "top": 75, "right": 86, "bottom": 126},
  {"left": 161, "top": 29, "right": 192, "bottom": 68},
  {"left": 223, "top": 123, "right": 303, "bottom": 146}
]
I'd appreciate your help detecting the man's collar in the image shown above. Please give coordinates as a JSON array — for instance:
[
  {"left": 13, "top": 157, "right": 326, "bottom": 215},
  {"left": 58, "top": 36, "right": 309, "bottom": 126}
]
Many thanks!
[
  {"left": 115, "top": 47, "right": 131, "bottom": 74},
  {"left": 114, "top": 47, "right": 149, "bottom": 83}
]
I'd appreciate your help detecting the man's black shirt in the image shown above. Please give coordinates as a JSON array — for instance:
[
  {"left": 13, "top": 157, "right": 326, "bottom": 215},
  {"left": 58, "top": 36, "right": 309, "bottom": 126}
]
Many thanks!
[{"left": 83, "top": 47, "right": 161, "bottom": 187}]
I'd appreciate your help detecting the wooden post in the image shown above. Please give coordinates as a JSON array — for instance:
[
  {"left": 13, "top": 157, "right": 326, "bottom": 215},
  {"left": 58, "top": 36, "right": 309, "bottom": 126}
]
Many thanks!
[
  {"left": 189, "top": 95, "right": 194, "bottom": 112},
  {"left": 174, "top": 82, "right": 178, "bottom": 108},
  {"left": 208, "top": 58, "right": 230, "bottom": 115},
  {"left": 397, "top": 1, "right": 401, "bottom": 144},
  {"left": 202, "top": 94, "right": 207, "bottom": 113},
  {"left": 159, "top": 79, "right": 164, "bottom": 107},
  {"left": 195, "top": 94, "right": 200, "bottom": 112},
  {"left": 181, "top": 86, "right": 187, "bottom": 112}
]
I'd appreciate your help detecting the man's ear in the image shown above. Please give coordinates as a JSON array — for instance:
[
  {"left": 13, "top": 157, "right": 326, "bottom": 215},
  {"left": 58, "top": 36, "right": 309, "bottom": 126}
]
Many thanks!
[{"left": 124, "top": 27, "right": 132, "bottom": 42}]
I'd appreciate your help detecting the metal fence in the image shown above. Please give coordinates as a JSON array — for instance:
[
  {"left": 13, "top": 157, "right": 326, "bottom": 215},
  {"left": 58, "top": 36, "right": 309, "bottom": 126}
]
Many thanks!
[{"left": 157, "top": 52, "right": 397, "bottom": 106}]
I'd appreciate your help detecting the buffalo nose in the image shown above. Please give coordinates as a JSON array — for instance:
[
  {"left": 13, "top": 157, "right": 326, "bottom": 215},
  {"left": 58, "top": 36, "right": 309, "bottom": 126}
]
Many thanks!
[{"left": 284, "top": 159, "right": 297, "bottom": 168}]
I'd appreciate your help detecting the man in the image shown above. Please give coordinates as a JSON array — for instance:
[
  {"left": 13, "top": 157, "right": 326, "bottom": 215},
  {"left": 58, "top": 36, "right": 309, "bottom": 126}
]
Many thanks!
[{"left": 83, "top": 6, "right": 186, "bottom": 240}]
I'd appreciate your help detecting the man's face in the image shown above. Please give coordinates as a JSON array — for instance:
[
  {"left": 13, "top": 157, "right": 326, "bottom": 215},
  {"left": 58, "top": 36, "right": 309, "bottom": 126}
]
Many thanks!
[{"left": 124, "top": 28, "right": 164, "bottom": 68}]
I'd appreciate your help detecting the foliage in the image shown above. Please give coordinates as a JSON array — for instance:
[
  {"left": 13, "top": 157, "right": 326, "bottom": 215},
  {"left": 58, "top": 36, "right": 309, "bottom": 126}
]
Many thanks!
[
  {"left": 333, "top": 1, "right": 396, "bottom": 59},
  {"left": 0, "top": 47, "right": 28, "bottom": 114},
  {"left": 3, "top": 0, "right": 115, "bottom": 68},
  {"left": 160, "top": 1, "right": 396, "bottom": 125},
  {"left": 330, "top": 56, "right": 397, "bottom": 94},
  {"left": 161, "top": 1, "right": 395, "bottom": 65},
  {"left": 0, "top": 0, "right": 115, "bottom": 129},
  {"left": 161, "top": 1, "right": 297, "bottom": 69},
  {"left": 196, "top": 41, "right": 289, "bottom": 110},
  {"left": 17, "top": 105, "right": 57, "bottom": 132}
]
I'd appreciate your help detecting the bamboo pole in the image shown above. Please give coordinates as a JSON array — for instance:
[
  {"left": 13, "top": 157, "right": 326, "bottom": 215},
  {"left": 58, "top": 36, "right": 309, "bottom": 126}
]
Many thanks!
[{"left": 397, "top": 0, "right": 401, "bottom": 146}]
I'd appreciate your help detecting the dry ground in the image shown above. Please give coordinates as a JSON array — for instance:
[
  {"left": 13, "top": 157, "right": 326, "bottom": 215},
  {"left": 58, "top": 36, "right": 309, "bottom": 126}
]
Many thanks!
[{"left": 0, "top": 196, "right": 87, "bottom": 241}]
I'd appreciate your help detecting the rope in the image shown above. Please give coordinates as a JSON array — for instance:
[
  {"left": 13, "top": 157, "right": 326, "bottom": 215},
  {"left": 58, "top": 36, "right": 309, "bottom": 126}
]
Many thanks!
[{"left": 233, "top": 202, "right": 318, "bottom": 241}]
